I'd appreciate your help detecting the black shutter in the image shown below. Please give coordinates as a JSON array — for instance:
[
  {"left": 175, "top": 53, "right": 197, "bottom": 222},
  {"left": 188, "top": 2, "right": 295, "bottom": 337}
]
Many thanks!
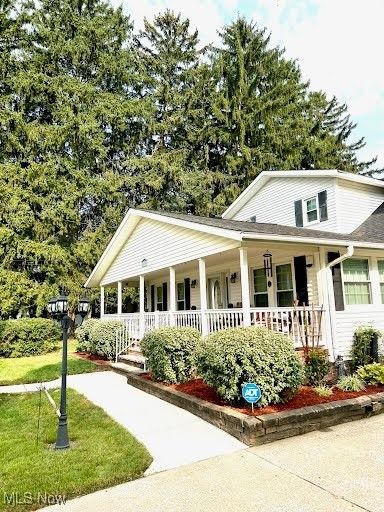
[
  {"left": 318, "top": 190, "right": 328, "bottom": 222},
  {"left": 294, "top": 256, "right": 308, "bottom": 306},
  {"left": 162, "top": 282, "right": 168, "bottom": 311},
  {"left": 150, "top": 285, "right": 155, "bottom": 312},
  {"left": 294, "top": 200, "right": 303, "bottom": 227},
  {"left": 184, "top": 278, "right": 191, "bottom": 310},
  {"left": 328, "top": 252, "right": 344, "bottom": 311}
]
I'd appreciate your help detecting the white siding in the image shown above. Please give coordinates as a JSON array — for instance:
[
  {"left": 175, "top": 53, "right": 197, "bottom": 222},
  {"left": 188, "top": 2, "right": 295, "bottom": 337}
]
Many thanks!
[
  {"left": 231, "top": 177, "right": 338, "bottom": 232},
  {"left": 101, "top": 218, "right": 239, "bottom": 285},
  {"left": 334, "top": 308, "right": 384, "bottom": 358},
  {"left": 337, "top": 179, "right": 384, "bottom": 233}
]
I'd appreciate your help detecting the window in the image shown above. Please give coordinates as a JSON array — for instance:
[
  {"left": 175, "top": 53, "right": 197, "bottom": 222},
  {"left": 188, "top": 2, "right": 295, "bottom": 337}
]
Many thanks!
[
  {"left": 305, "top": 196, "right": 318, "bottom": 224},
  {"left": 276, "top": 263, "right": 294, "bottom": 307},
  {"left": 377, "top": 260, "right": 384, "bottom": 303},
  {"left": 294, "top": 190, "right": 328, "bottom": 227},
  {"left": 342, "top": 259, "right": 372, "bottom": 305},
  {"left": 253, "top": 268, "right": 268, "bottom": 307},
  {"left": 177, "top": 282, "right": 185, "bottom": 310},
  {"left": 156, "top": 286, "right": 163, "bottom": 311}
]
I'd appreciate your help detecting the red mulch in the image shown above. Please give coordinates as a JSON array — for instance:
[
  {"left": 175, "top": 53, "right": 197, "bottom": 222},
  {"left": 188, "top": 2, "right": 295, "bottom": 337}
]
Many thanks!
[
  {"left": 140, "top": 374, "right": 384, "bottom": 416},
  {"left": 72, "top": 352, "right": 111, "bottom": 365}
]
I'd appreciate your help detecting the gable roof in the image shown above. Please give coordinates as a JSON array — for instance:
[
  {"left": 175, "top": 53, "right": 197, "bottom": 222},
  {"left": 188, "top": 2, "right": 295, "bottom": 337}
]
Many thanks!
[
  {"left": 85, "top": 205, "right": 384, "bottom": 288},
  {"left": 222, "top": 170, "right": 384, "bottom": 219}
]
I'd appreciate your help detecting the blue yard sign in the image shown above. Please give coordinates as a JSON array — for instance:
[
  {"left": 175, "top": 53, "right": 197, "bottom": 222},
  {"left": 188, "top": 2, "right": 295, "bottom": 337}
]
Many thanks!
[{"left": 242, "top": 383, "right": 261, "bottom": 411}]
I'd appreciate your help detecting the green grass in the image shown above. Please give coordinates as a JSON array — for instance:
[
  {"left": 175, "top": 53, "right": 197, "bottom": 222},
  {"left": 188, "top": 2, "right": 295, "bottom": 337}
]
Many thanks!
[
  {"left": 0, "top": 390, "right": 152, "bottom": 512},
  {"left": 0, "top": 340, "right": 104, "bottom": 386}
]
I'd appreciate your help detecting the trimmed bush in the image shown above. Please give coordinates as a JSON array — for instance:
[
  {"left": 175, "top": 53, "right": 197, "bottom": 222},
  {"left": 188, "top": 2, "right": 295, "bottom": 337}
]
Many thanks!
[
  {"left": 75, "top": 319, "right": 124, "bottom": 360},
  {"left": 357, "top": 363, "right": 384, "bottom": 386},
  {"left": 0, "top": 319, "right": 61, "bottom": 358},
  {"left": 336, "top": 375, "right": 365, "bottom": 392},
  {"left": 140, "top": 327, "right": 201, "bottom": 384},
  {"left": 75, "top": 319, "right": 100, "bottom": 353},
  {"left": 197, "top": 327, "right": 304, "bottom": 406}
]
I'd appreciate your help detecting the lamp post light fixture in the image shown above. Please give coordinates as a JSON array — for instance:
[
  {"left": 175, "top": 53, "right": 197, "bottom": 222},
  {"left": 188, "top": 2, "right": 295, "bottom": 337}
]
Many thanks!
[{"left": 47, "top": 290, "right": 90, "bottom": 450}]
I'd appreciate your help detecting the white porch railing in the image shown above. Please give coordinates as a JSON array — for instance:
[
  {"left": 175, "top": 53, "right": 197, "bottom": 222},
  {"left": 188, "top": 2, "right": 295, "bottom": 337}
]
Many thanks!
[{"left": 105, "top": 305, "right": 324, "bottom": 353}]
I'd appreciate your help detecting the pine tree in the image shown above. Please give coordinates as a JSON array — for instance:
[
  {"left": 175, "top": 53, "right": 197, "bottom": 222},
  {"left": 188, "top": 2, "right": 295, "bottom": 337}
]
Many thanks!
[
  {"left": 205, "top": 17, "right": 379, "bottom": 212},
  {"left": 130, "top": 10, "right": 213, "bottom": 214},
  {"left": 0, "top": 0, "right": 137, "bottom": 316}
]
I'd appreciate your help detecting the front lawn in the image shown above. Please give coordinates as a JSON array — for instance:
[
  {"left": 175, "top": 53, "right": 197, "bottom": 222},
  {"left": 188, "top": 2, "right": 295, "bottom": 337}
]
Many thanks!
[
  {"left": 0, "top": 390, "right": 152, "bottom": 512},
  {"left": 0, "top": 340, "right": 103, "bottom": 386}
]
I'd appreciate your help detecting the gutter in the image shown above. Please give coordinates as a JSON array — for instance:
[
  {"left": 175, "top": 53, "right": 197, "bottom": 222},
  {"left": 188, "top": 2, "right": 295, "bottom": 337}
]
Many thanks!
[{"left": 324, "top": 245, "right": 354, "bottom": 361}]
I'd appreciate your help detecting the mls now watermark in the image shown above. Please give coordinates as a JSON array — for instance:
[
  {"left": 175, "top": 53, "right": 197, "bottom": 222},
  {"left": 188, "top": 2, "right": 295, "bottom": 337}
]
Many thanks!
[{"left": 3, "top": 491, "right": 66, "bottom": 506}]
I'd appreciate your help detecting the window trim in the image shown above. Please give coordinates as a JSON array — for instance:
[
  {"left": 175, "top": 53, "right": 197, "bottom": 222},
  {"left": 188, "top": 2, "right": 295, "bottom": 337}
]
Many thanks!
[
  {"left": 252, "top": 267, "right": 269, "bottom": 307},
  {"left": 156, "top": 286, "right": 163, "bottom": 311},
  {"left": 341, "top": 257, "right": 372, "bottom": 307},
  {"left": 177, "top": 282, "right": 185, "bottom": 311},
  {"left": 303, "top": 195, "right": 319, "bottom": 226},
  {"left": 378, "top": 259, "right": 384, "bottom": 304},
  {"left": 275, "top": 261, "right": 296, "bottom": 307}
]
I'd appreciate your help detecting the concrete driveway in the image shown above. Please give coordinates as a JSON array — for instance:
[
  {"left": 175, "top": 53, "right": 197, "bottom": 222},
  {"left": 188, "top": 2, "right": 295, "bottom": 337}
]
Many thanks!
[{"left": 44, "top": 412, "right": 384, "bottom": 512}]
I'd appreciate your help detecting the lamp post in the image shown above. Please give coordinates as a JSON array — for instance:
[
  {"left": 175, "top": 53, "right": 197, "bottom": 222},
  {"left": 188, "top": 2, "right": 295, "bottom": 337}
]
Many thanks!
[{"left": 47, "top": 291, "right": 90, "bottom": 450}]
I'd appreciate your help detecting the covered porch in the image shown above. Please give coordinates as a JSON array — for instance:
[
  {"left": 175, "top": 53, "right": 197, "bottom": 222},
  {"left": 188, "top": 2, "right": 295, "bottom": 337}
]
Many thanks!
[{"left": 100, "top": 243, "right": 327, "bottom": 354}]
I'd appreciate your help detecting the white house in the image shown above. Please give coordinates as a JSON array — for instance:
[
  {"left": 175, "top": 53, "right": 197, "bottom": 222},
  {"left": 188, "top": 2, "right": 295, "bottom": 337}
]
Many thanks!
[{"left": 85, "top": 170, "right": 384, "bottom": 362}]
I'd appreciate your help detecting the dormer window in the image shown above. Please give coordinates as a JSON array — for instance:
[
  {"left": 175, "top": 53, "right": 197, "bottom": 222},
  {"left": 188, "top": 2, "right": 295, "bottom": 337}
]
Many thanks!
[
  {"left": 305, "top": 196, "right": 318, "bottom": 224},
  {"left": 294, "top": 190, "right": 328, "bottom": 227}
]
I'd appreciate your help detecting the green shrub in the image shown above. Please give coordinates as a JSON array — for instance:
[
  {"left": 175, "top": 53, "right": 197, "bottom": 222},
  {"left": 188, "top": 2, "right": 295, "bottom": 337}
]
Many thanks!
[
  {"left": 351, "top": 326, "right": 381, "bottom": 370},
  {"left": 0, "top": 319, "right": 61, "bottom": 358},
  {"left": 314, "top": 384, "right": 333, "bottom": 397},
  {"left": 336, "top": 375, "right": 365, "bottom": 392},
  {"left": 140, "top": 327, "right": 201, "bottom": 384},
  {"left": 75, "top": 319, "right": 100, "bottom": 353},
  {"left": 304, "top": 348, "right": 331, "bottom": 386},
  {"left": 357, "top": 363, "right": 384, "bottom": 386},
  {"left": 196, "top": 327, "right": 304, "bottom": 406},
  {"left": 90, "top": 320, "right": 124, "bottom": 360}
]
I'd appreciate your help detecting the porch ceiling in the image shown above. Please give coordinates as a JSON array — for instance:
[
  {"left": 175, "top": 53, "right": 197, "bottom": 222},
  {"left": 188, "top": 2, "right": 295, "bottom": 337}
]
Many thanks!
[{"left": 109, "top": 242, "right": 320, "bottom": 287}]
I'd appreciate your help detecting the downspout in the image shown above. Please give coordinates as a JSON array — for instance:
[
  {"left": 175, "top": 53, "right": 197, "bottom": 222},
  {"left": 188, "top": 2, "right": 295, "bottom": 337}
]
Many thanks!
[{"left": 325, "top": 245, "right": 354, "bottom": 361}]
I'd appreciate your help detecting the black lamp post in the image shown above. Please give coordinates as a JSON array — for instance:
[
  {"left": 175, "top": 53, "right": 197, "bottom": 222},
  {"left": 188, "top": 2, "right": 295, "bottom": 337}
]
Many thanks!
[{"left": 47, "top": 291, "right": 90, "bottom": 450}]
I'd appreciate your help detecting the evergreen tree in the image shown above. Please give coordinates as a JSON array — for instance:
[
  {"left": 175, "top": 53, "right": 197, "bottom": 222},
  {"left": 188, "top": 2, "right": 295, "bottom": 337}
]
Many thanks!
[
  {"left": 205, "top": 17, "right": 379, "bottom": 211},
  {"left": 130, "top": 10, "right": 213, "bottom": 213},
  {"left": 0, "top": 0, "right": 137, "bottom": 316}
]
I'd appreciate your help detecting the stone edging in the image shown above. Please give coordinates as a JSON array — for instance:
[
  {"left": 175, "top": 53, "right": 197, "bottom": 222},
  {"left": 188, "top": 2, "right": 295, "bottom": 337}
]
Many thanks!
[{"left": 125, "top": 372, "right": 384, "bottom": 446}]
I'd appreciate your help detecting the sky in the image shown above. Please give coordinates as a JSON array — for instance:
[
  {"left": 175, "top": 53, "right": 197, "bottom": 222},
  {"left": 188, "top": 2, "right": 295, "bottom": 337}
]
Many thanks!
[{"left": 118, "top": 0, "right": 384, "bottom": 170}]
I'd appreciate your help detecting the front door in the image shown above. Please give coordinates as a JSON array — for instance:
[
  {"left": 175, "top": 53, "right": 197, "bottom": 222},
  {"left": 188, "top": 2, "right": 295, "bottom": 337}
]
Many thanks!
[{"left": 208, "top": 276, "right": 225, "bottom": 309}]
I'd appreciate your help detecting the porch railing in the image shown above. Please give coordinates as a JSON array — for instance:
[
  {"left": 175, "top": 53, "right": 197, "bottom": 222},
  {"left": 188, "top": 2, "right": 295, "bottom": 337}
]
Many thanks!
[{"left": 104, "top": 305, "right": 324, "bottom": 350}]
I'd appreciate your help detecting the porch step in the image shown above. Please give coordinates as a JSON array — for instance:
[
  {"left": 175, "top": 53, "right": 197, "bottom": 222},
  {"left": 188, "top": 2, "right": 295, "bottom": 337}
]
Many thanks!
[
  {"left": 118, "top": 353, "right": 147, "bottom": 371},
  {"left": 110, "top": 362, "right": 146, "bottom": 376}
]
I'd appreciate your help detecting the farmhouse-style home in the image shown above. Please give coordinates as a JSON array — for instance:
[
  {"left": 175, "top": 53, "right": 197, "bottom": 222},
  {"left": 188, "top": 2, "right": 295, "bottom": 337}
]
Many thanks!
[{"left": 85, "top": 170, "right": 384, "bottom": 362}]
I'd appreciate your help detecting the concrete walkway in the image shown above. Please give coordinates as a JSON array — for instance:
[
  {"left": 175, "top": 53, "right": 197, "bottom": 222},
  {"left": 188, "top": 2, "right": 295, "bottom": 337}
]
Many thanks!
[
  {"left": 0, "top": 372, "right": 245, "bottom": 474},
  {"left": 43, "top": 413, "right": 384, "bottom": 512}
]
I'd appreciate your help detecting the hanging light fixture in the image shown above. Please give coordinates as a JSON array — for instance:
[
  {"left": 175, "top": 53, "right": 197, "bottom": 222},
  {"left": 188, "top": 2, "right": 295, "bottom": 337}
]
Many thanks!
[{"left": 263, "top": 252, "right": 273, "bottom": 278}]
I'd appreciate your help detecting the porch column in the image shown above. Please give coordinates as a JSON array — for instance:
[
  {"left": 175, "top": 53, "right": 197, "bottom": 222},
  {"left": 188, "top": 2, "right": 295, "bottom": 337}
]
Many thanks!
[
  {"left": 169, "top": 266, "right": 176, "bottom": 326},
  {"left": 117, "top": 281, "right": 122, "bottom": 318},
  {"left": 198, "top": 257, "right": 208, "bottom": 336},
  {"left": 139, "top": 275, "right": 145, "bottom": 338},
  {"left": 100, "top": 286, "right": 105, "bottom": 318},
  {"left": 239, "top": 247, "right": 251, "bottom": 327}
]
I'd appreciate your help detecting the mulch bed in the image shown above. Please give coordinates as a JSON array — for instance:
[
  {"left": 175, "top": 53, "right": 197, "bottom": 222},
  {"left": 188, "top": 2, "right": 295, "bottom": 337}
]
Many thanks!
[
  {"left": 140, "top": 374, "right": 384, "bottom": 416},
  {"left": 72, "top": 352, "right": 111, "bottom": 365}
]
